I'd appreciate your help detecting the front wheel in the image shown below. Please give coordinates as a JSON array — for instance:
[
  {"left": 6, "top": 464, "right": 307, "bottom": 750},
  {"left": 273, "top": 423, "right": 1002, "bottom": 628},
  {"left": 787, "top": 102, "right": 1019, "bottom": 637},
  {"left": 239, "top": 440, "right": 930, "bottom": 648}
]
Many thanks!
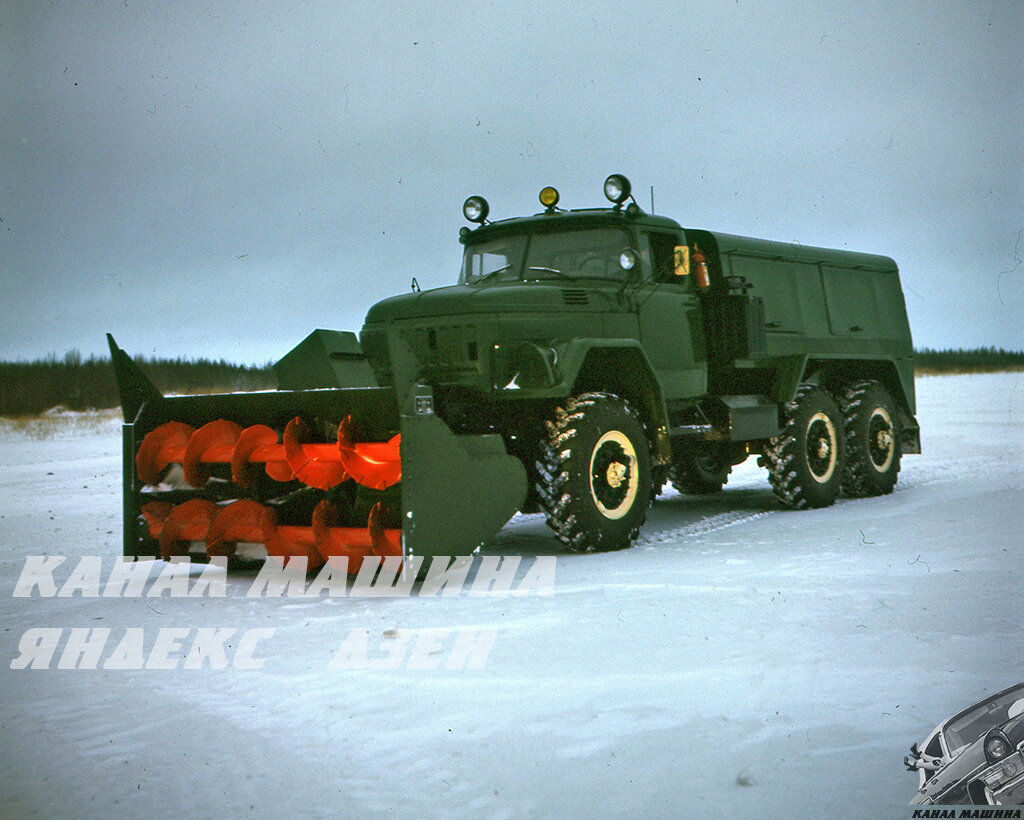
[
  {"left": 765, "top": 384, "right": 845, "bottom": 509},
  {"left": 535, "top": 392, "right": 652, "bottom": 552}
]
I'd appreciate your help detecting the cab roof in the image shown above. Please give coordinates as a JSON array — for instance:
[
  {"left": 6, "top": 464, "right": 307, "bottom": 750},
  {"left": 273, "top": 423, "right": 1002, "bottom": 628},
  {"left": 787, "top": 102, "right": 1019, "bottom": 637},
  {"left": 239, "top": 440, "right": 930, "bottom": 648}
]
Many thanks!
[
  {"left": 459, "top": 208, "right": 683, "bottom": 244},
  {"left": 459, "top": 205, "right": 897, "bottom": 271}
]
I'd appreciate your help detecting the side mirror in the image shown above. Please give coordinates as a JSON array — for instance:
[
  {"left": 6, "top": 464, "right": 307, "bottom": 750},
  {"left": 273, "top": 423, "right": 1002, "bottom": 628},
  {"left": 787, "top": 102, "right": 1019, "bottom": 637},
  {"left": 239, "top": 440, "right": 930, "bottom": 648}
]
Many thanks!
[{"left": 673, "top": 245, "right": 690, "bottom": 278}]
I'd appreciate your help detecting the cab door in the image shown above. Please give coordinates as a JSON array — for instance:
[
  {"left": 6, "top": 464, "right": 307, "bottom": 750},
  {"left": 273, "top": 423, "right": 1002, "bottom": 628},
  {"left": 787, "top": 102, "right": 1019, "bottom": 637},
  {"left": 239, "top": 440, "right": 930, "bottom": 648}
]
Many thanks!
[{"left": 636, "top": 230, "right": 708, "bottom": 400}]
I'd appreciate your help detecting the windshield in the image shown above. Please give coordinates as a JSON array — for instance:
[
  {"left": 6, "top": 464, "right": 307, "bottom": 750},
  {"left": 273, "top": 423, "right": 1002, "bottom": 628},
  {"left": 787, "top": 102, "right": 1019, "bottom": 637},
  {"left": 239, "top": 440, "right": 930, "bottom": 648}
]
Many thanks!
[
  {"left": 460, "top": 228, "right": 632, "bottom": 284},
  {"left": 459, "top": 235, "right": 528, "bottom": 284},
  {"left": 944, "top": 685, "right": 1024, "bottom": 752}
]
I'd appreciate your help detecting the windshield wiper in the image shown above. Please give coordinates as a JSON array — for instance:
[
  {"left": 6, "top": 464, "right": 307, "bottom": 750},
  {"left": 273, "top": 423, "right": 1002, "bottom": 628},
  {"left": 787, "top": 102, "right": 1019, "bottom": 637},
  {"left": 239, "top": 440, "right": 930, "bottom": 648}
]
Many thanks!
[
  {"left": 527, "top": 266, "right": 578, "bottom": 282},
  {"left": 472, "top": 264, "right": 514, "bottom": 284}
]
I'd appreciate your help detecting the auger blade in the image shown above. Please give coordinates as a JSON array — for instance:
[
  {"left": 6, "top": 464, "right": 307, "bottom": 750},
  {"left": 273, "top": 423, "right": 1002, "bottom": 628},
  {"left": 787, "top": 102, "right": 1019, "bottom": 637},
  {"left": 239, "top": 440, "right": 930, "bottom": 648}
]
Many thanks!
[
  {"left": 153, "top": 498, "right": 219, "bottom": 560},
  {"left": 140, "top": 501, "right": 174, "bottom": 539},
  {"left": 310, "top": 500, "right": 402, "bottom": 574},
  {"left": 136, "top": 421, "right": 194, "bottom": 484},
  {"left": 283, "top": 417, "right": 348, "bottom": 490},
  {"left": 311, "top": 499, "right": 374, "bottom": 572},
  {"left": 138, "top": 417, "right": 366, "bottom": 490},
  {"left": 337, "top": 416, "right": 401, "bottom": 490},
  {"left": 109, "top": 333, "right": 410, "bottom": 561},
  {"left": 259, "top": 505, "right": 324, "bottom": 568},
  {"left": 205, "top": 499, "right": 267, "bottom": 557},
  {"left": 208, "top": 499, "right": 326, "bottom": 567},
  {"left": 230, "top": 425, "right": 285, "bottom": 487},
  {"left": 183, "top": 419, "right": 243, "bottom": 487},
  {"left": 368, "top": 502, "right": 402, "bottom": 559}
]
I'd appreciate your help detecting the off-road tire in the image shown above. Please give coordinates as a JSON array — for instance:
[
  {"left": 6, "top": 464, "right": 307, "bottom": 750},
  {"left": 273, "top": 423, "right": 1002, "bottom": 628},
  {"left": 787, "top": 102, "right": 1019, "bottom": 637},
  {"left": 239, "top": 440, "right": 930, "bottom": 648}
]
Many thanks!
[
  {"left": 765, "top": 384, "right": 845, "bottom": 509},
  {"left": 669, "top": 451, "right": 732, "bottom": 495},
  {"left": 650, "top": 464, "right": 669, "bottom": 500},
  {"left": 839, "top": 380, "right": 901, "bottom": 497},
  {"left": 535, "top": 392, "right": 652, "bottom": 552}
]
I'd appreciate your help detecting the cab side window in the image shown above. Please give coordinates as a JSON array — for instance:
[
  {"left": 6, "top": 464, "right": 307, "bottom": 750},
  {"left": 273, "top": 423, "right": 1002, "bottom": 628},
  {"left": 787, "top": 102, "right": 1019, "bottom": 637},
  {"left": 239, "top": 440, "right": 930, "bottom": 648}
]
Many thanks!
[{"left": 645, "top": 232, "right": 682, "bottom": 283}]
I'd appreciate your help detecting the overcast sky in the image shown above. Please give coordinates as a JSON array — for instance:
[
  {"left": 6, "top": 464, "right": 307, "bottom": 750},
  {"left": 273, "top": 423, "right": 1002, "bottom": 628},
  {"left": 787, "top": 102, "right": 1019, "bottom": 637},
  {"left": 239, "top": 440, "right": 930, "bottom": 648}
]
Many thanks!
[{"left": 2, "top": 1, "right": 1021, "bottom": 363}]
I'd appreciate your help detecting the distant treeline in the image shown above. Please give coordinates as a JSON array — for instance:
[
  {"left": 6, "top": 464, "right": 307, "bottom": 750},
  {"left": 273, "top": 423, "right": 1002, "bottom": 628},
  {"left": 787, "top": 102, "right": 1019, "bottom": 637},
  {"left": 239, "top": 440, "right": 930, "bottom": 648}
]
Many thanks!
[
  {"left": 0, "top": 347, "right": 1020, "bottom": 417},
  {"left": 0, "top": 350, "right": 275, "bottom": 417},
  {"left": 914, "top": 346, "right": 1024, "bottom": 373}
]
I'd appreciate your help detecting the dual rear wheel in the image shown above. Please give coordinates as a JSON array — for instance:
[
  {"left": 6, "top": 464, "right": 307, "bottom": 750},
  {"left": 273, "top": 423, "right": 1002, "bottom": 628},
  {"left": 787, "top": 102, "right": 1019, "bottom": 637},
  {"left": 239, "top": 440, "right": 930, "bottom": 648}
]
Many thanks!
[
  {"left": 765, "top": 381, "right": 901, "bottom": 509},
  {"left": 839, "top": 380, "right": 902, "bottom": 498}
]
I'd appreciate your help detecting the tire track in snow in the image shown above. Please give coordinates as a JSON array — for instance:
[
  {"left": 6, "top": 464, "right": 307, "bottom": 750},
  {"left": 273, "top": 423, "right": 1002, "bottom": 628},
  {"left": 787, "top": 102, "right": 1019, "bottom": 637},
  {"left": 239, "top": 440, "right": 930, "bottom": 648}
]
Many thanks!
[{"left": 637, "top": 509, "right": 774, "bottom": 545}]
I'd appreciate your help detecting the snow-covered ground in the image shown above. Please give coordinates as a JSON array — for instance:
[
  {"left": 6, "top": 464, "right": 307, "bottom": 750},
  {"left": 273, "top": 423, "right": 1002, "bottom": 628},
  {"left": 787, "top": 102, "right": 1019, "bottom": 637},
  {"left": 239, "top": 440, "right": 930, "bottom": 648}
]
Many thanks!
[{"left": 1, "top": 374, "right": 1021, "bottom": 819}]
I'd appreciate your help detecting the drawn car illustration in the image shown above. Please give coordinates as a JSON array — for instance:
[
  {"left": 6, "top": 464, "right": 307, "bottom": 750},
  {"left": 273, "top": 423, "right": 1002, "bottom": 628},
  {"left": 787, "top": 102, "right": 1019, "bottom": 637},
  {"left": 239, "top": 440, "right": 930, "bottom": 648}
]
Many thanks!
[{"left": 905, "top": 682, "right": 1024, "bottom": 805}]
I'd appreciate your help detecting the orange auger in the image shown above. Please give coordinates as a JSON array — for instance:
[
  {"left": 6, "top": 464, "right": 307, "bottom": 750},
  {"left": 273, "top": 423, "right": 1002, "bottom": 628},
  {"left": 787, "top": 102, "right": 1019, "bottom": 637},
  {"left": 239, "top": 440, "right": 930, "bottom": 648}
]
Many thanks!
[
  {"left": 136, "top": 416, "right": 401, "bottom": 491},
  {"left": 134, "top": 416, "right": 402, "bottom": 571},
  {"left": 336, "top": 416, "right": 403, "bottom": 490},
  {"left": 140, "top": 498, "right": 401, "bottom": 572},
  {"left": 109, "top": 333, "right": 529, "bottom": 563}
]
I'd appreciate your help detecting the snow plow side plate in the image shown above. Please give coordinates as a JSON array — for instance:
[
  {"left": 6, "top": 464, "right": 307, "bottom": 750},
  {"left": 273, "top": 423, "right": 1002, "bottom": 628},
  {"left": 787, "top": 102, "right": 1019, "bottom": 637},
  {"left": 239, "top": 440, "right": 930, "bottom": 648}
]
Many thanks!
[{"left": 399, "top": 411, "right": 527, "bottom": 558}]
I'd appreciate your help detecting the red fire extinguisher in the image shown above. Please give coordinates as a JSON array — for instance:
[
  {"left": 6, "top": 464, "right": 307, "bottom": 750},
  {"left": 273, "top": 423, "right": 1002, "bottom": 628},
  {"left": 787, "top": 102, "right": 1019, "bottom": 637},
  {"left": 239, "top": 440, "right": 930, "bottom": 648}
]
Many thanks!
[{"left": 693, "top": 245, "right": 711, "bottom": 289}]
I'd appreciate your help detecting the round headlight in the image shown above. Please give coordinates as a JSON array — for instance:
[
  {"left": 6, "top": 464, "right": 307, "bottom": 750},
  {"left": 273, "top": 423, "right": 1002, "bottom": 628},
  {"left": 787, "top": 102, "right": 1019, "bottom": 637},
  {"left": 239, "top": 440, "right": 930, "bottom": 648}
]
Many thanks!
[
  {"left": 539, "top": 187, "right": 560, "bottom": 208},
  {"left": 619, "top": 249, "right": 638, "bottom": 271},
  {"left": 985, "top": 732, "right": 1012, "bottom": 762},
  {"left": 604, "top": 174, "right": 632, "bottom": 205},
  {"left": 463, "top": 196, "right": 489, "bottom": 224}
]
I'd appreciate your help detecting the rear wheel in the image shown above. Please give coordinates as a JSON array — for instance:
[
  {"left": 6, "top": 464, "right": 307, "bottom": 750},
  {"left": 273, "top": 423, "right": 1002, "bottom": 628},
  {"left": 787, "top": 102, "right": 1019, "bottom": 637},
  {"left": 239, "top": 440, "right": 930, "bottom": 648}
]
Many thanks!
[
  {"left": 650, "top": 464, "right": 669, "bottom": 500},
  {"left": 765, "top": 384, "right": 845, "bottom": 509},
  {"left": 669, "top": 448, "right": 732, "bottom": 495},
  {"left": 536, "top": 392, "right": 652, "bottom": 552},
  {"left": 839, "top": 380, "right": 901, "bottom": 497}
]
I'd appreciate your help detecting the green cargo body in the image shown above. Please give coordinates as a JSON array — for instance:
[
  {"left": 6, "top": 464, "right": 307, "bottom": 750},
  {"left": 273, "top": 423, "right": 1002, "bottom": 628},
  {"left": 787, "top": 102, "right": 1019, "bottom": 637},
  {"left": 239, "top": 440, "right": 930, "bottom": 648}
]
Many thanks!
[{"left": 359, "top": 215, "right": 919, "bottom": 457}]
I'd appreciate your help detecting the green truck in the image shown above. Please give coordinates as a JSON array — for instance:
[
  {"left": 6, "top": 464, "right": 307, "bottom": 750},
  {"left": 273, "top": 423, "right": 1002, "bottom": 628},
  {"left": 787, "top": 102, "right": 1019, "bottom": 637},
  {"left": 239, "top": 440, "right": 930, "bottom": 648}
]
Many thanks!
[{"left": 109, "top": 174, "right": 919, "bottom": 567}]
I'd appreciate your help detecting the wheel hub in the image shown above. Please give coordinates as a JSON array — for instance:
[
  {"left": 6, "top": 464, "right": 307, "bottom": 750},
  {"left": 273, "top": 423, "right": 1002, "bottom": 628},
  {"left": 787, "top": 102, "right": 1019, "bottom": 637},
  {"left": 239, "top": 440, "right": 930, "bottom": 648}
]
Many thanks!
[
  {"left": 868, "top": 407, "right": 895, "bottom": 471},
  {"left": 589, "top": 431, "right": 639, "bottom": 520},
  {"left": 605, "top": 461, "right": 627, "bottom": 489},
  {"left": 806, "top": 412, "right": 838, "bottom": 484},
  {"left": 815, "top": 437, "right": 830, "bottom": 459}
]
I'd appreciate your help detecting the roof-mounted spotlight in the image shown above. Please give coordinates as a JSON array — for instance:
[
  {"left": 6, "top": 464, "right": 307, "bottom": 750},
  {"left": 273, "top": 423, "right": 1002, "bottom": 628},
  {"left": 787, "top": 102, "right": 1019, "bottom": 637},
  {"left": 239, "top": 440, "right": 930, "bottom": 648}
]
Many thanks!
[
  {"left": 603, "top": 174, "right": 632, "bottom": 206},
  {"left": 539, "top": 186, "right": 560, "bottom": 212},
  {"left": 463, "top": 195, "right": 490, "bottom": 224}
]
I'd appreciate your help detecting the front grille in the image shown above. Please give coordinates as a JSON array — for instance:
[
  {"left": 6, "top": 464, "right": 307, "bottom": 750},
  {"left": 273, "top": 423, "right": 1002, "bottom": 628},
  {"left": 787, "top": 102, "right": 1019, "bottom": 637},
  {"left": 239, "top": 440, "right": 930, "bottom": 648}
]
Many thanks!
[
  {"left": 412, "top": 324, "right": 478, "bottom": 369},
  {"left": 561, "top": 289, "right": 589, "bottom": 305}
]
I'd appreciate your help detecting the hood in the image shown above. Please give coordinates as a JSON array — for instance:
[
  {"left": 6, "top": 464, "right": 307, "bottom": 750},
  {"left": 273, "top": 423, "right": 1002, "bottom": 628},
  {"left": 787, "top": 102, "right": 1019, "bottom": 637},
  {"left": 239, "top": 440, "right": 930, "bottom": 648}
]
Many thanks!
[{"left": 363, "top": 282, "right": 616, "bottom": 324}]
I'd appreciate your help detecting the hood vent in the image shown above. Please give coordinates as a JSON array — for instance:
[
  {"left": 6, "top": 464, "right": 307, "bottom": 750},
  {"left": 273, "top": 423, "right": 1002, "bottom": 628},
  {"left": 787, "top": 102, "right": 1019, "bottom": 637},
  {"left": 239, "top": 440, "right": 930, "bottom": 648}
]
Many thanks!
[{"left": 561, "top": 289, "right": 589, "bottom": 306}]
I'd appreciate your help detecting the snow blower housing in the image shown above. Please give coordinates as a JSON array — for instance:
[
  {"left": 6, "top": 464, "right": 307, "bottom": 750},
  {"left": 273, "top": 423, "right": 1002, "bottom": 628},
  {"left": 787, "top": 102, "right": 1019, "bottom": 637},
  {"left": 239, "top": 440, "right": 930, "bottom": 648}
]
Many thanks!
[{"left": 110, "top": 174, "right": 919, "bottom": 569}]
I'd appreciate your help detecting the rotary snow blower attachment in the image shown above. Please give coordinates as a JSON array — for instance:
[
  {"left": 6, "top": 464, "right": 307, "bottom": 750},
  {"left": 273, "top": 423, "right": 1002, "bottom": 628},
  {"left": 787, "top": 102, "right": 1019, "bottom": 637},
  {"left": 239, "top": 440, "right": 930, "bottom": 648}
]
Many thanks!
[{"left": 107, "top": 334, "right": 527, "bottom": 571}]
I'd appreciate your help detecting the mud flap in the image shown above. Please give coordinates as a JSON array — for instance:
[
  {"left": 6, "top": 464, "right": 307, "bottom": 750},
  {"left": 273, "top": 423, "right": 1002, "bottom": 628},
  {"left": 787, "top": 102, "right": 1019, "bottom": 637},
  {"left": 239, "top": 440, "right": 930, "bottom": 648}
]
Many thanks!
[{"left": 400, "top": 410, "right": 527, "bottom": 557}]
